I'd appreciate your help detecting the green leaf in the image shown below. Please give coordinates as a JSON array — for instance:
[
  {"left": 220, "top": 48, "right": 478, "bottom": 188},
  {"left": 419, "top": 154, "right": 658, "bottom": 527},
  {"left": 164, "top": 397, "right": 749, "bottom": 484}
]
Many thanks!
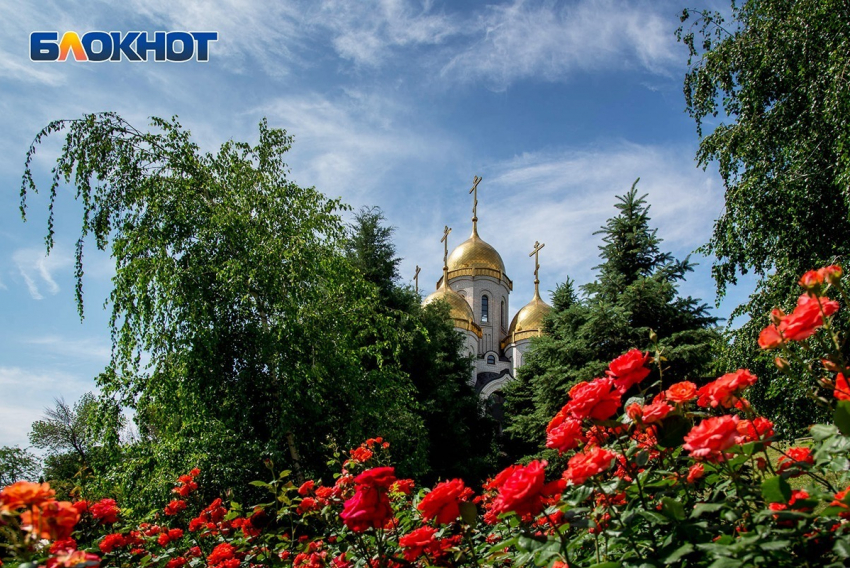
[
  {"left": 656, "top": 415, "right": 691, "bottom": 448},
  {"left": 835, "top": 400, "right": 850, "bottom": 436},
  {"left": 761, "top": 476, "right": 792, "bottom": 503},
  {"left": 459, "top": 501, "right": 478, "bottom": 527},
  {"left": 660, "top": 497, "right": 686, "bottom": 521},
  {"left": 664, "top": 543, "right": 694, "bottom": 564},
  {"left": 690, "top": 502, "right": 725, "bottom": 518}
]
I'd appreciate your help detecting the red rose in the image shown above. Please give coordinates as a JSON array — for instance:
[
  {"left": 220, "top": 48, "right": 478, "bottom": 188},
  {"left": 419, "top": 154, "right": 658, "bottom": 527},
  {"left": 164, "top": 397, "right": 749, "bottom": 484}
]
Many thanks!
[
  {"left": 686, "top": 463, "right": 704, "bottom": 483},
  {"left": 760, "top": 293, "right": 840, "bottom": 349},
  {"left": 546, "top": 416, "right": 585, "bottom": 454},
  {"left": 90, "top": 498, "right": 120, "bottom": 524},
  {"left": 391, "top": 479, "right": 415, "bottom": 495},
  {"left": 607, "top": 349, "right": 651, "bottom": 393},
  {"left": 164, "top": 499, "right": 186, "bottom": 516},
  {"left": 484, "top": 464, "right": 522, "bottom": 491},
  {"left": 491, "top": 460, "right": 547, "bottom": 517},
  {"left": 735, "top": 417, "right": 774, "bottom": 444},
  {"left": 340, "top": 487, "right": 393, "bottom": 532},
  {"left": 207, "top": 543, "right": 236, "bottom": 565},
  {"left": 298, "top": 480, "right": 315, "bottom": 496},
  {"left": 566, "top": 378, "right": 622, "bottom": 421},
  {"left": 835, "top": 373, "right": 850, "bottom": 401},
  {"left": 354, "top": 466, "right": 396, "bottom": 489},
  {"left": 166, "top": 558, "right": 187, "bottom": 568},
  {"left": 637, "top": 399, "right": 673, "bottom": 425},
  {"left": 418, "top": 479, "right": 472, "bottom": 525},
  {"left": 99, "top": 533, "right": 127, "bottom": 554},
  {"left": 777, "top": 446, "right": 814, "bottom": 474},
  {"left": 665, "top": 381, "right": 697, "bottom": 403},
  {"left": 563, "top": 446, "right": 616, "bottom": 486},
  {"left": 696, "top": 370, "right": 757, "bottom": 408},
  {"left": 683, "top": 415, "right": 740, "bottom": 461},
  {"left": 398, "top": 526, "right": 438, "bottom": 561}
]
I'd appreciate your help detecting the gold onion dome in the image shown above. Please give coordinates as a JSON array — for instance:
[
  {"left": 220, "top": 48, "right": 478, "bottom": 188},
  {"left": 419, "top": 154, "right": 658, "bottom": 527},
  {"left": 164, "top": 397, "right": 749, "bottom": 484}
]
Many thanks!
[
  {"left": 447, "top": 225, "right": 507, "bottom": 274},
  {"left": 508, "top": 290, "right": 552, "bottom": 343},
  {"left": 423, "top": 284, "right": 482, "bottom": 338}
]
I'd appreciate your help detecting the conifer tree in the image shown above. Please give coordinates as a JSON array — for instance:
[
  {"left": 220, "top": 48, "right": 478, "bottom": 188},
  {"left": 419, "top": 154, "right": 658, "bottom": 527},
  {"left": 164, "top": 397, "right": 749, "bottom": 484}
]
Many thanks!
[
  {"left": 344, "top": 207, "right": 498, "bottom": 484},
  {"left": 503, "top": 182, "right": 719, "bottom": 456}
]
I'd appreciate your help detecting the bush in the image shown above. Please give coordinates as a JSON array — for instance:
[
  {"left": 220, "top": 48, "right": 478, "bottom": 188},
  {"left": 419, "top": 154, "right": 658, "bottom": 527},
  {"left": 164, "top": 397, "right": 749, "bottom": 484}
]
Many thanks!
[{"left": 3, "top": 266, "right": 850, "bottom": 568}]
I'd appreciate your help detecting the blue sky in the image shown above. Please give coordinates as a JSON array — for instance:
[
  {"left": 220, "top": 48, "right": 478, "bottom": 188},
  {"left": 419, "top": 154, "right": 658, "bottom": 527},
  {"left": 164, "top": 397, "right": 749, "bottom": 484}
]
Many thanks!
[{"left": 0, "top": 0, "right": 747, "bottom": 449}]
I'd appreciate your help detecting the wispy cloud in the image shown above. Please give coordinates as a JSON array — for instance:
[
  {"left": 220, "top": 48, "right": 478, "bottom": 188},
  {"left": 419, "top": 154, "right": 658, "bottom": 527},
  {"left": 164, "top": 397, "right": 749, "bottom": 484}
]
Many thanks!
[
  {"left": 441, "top": 0, "right": 680, "bottom": 90},
  {"left": 25, "top": 335, "right": 111, "bottom": 362},
  {"left": 12, "top": 247, "right": 72, "bottom": 300},
  {"left": 315, "top": 0, "right": 459, "bottom": 67}
]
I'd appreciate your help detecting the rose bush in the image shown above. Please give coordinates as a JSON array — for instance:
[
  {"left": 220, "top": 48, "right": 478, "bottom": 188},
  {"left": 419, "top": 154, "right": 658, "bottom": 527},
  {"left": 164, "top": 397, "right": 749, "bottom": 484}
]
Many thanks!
[{"left": 3, "top": 267, "right": 850, "bottom": 567}]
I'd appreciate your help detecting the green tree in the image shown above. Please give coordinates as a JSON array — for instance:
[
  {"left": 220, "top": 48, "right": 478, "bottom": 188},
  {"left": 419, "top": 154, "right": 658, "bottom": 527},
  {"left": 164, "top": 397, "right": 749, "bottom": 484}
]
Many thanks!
[
  {"left": 29, "top": 394, "right": 99, "bottom": 471},
  {"left": 677, "top": 0, "right": 850, "bottom": 434},
  {"left": 344, "top": 207, "right": 498, "bottom": 484},
  {"left": 0, "top": 446, "right": 40, "bottom": 486},
  {"left": 503, "top": 183, "right": 719, "bottom": 456},
  {"left": 21, "top": 113, "right": 426, "bottom": 507}
]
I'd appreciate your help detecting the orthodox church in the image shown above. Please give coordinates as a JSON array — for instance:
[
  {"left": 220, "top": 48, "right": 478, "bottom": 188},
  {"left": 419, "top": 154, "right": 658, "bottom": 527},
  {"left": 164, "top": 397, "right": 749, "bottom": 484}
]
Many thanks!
[{"left": 421, "top": 176, "right": 552, "bottom": 403}]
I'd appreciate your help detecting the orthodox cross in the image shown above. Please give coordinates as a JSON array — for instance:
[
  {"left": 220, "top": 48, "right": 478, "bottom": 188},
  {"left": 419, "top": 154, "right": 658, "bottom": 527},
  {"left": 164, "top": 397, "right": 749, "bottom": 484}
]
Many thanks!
[
  {"left": 441, "top": 225, "right": 452, "bottom": 282},
  {"left": 414, "top": 265, "right": 421, "bottom": 293},
  {"left": 469, "top": 175, "right": 482, "bottom": 230},
  {"left": 529, "top": 241, "right": 545, "bottom": 295}
]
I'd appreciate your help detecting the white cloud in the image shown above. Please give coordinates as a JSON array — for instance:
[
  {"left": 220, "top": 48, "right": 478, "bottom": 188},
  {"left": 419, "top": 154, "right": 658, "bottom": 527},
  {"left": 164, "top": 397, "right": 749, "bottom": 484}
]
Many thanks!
[
  {"left": 316, "top": 0, "right": 459, "bottom": 67},
  {"left": 25, "top": 335, "right": 111, "bottom": 363},
  {"left": 403, "top": 141, "right": 724, "bottom": 316},
  {"left": 441, "top": 0, "right": 680, "bottom": 89},
  {"left": 12, "top": 247, "right": 72, "bottom": 300}
]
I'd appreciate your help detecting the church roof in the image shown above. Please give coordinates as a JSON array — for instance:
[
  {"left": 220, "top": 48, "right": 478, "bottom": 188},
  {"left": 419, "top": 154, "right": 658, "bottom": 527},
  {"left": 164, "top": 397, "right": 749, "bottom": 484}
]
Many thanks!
[
  {"left": 422, "top": 284, "right": 483, "bottom": 338},
  {"left": 501, "top": 289, "right": 552, "bottom": 350}
]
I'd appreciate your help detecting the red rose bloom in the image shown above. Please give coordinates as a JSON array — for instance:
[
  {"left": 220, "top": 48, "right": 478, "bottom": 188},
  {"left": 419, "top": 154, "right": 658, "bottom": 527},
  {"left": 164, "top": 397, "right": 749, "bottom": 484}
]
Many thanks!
[
  {"left": 777, "top": 446, "right": 814, "bottom": 473},
  {"left": 735, "top": 417, "right": 774, "bottom": 444},
  {"left": 166, "top": 558, "right": 187, "bottom": 568},
  {"left": 696, "top": 370, "right": 757, "bottom": 408},
  {"left": 686, "top": 463, "right": 704, "bottom": 483},
  {"left": 398, "top": 526, "right": 438, "bottom": 561},
  {"left": 563, "top": 446, "right": 616, "bottom": 485},
  {"left": 683, "top": 415, "right": 740, "bottom": 461},
  {"left": 637, "top": 399, "right": 673, "bottom": 425},
  {"left": 391, "top": 479, "right": 415, "bottom": 495},
  {"left": 566, "top": 378, "right": 622, "bottom": 421},
  {"left": 340, "top": 487, "right": 394, "bottom": 532},
  {"left": 607, "top": 349, "right": 651, "bottom": 393},
  {"left": 418, "top": 479, "right": 473, "bottom": 525},
  {"left": 354, "top": 466, "right": 396, "bottom": 489},
  {"left": 207, "top": 543, "right": 236, "bottom": 566},
  {"left": 491, "top": 460, "right": 548, "bottom": 517},
  {"left": 546, "top": 416, "right": 585, "bottom": 454},
  {"left": 164, "top": 499, "right": 187, "bottom": 516},
  {"left": 90, "top": 499, "right": 120, "bottom": 524},
  {"left": 666, "top": 381, "right": 697, "bottom": 403},
  {"left": 835, "top": 373, "right": 850, "bottom": 401},
  {"left": 99, "top": 533, "right": 127, "bottom": 554},
  {"left": 298, "top": 480, "right": 315, "bottom": 496},
  {"left": 759, "top": 293, "right": 840, "bottom": 348}
]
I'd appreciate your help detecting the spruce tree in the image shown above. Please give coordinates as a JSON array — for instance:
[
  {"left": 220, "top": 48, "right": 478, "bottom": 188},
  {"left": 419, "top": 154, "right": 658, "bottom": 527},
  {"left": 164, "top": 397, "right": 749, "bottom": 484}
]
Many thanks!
[
  {"left": 503, "top": 182, "right": 720, "bottom": 456},
  {"left": 345, "top": 207, "right": 498, "bottom": 484}
]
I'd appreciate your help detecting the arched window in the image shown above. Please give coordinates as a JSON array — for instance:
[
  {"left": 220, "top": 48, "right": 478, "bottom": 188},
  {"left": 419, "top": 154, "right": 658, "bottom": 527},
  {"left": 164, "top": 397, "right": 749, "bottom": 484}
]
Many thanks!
[
  {"left": 501, "top": 299, "right": 506, "bottom": 329},
  {"left": 487, "top": 354, "right": 496, "bottom": 365},
  {"left": 481, "top": 295, "right": 489, "bottom": 322}
]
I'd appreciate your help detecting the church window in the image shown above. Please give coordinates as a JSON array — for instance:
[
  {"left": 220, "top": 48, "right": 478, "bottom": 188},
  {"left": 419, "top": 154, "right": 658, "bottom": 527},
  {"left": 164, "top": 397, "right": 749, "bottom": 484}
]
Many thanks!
[
  {"left": 481, "top": 295, "right": 489, "bottom": 322},
  {"left": 487, "top": 354, "right": 496, "bottom": 365},
  {"left": 501, "top": 299, "right": 506, "bottom": 329}
]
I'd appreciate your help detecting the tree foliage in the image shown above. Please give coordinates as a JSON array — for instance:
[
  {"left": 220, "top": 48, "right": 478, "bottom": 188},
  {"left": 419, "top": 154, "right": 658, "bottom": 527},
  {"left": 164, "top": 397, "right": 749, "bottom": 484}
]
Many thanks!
[
  {"left": 0, "top": 446, "right": 40, "bottom": 486},
  {"left": 29, "top": 394, "right": 99, "bottom": 469},
  {"left": 503, "top": 183, "right": 719, "bottom": 456},
  {"left": 344, "top": 207, "right": 498, "bottom": 484},
  {"left": 21, "top": 113, "right": 428, "bottom": 506},
  {"left": 678, "top": 0, "right": 850, "bottom": 434}
]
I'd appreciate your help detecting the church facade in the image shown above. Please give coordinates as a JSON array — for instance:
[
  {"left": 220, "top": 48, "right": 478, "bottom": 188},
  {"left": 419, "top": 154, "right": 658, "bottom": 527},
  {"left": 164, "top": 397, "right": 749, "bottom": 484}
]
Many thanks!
[{"left": 421, "top": 177, "right": 552, "bottom": 402}]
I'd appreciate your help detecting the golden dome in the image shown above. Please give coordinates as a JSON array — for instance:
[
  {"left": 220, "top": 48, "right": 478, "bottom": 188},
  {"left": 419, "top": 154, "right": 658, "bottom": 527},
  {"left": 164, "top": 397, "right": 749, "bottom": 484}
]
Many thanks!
[
  {"left": 423, "top": 285, "right": 483, "bottom": 338},
  {"left": 447, "top": 226, "right": 506, "bottom": 273},
  {"left": 501, "top": 290, "right": 552, "bottom": 349}
]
